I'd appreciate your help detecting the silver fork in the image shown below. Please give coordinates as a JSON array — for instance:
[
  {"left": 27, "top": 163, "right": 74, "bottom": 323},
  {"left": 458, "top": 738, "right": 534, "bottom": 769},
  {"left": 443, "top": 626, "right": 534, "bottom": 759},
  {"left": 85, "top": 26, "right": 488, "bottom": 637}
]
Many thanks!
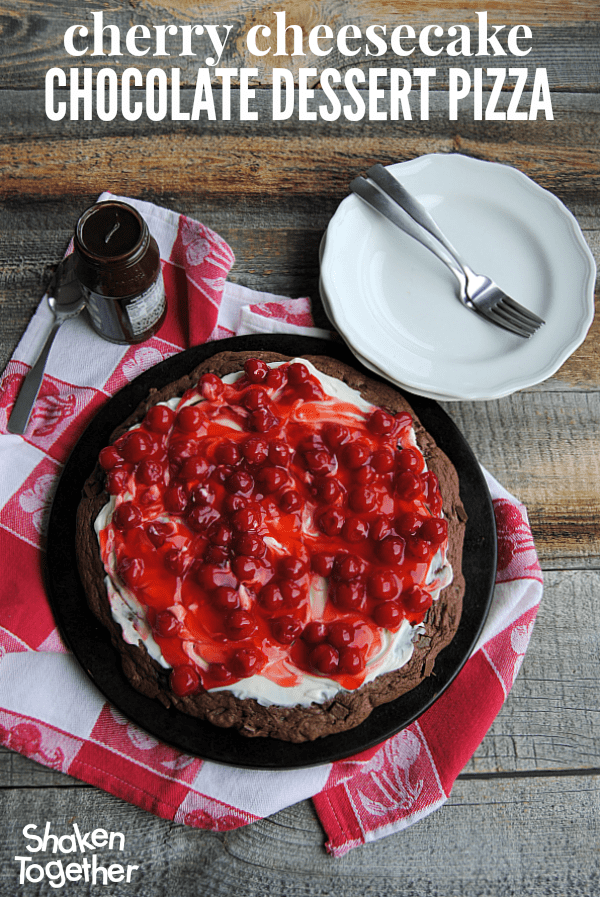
[{"left": 349, "top": 164, "right": 545, "bottom": 338}]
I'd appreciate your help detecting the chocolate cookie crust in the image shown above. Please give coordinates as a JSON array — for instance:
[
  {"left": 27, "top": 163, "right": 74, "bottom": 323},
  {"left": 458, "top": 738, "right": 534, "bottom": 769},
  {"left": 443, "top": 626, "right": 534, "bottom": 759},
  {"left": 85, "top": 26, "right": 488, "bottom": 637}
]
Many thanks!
[{"left": 76, "top": 352, "right": 467, "bottom": 743}]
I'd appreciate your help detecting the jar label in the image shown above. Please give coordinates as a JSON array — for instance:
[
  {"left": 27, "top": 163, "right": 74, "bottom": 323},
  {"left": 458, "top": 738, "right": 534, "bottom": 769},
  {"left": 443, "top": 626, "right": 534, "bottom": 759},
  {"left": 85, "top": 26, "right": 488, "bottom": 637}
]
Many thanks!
[{"left": 126, "top": 273, "right": 166, "bottom": 336}]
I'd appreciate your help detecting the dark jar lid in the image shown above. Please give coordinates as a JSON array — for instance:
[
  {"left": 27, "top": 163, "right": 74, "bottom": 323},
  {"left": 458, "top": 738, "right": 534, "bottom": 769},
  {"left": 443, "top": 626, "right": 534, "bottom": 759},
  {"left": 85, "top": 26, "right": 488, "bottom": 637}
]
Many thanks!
[{"left": 74, "top": 201, "right": 150, "bottom": 269}]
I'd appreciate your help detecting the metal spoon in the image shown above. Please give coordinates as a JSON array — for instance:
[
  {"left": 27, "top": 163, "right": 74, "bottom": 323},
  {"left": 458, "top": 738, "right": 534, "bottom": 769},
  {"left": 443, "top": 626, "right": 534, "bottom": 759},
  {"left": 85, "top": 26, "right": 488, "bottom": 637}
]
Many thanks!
[{"left": 7, "top": 255, "right": 86, "bottom": 435}]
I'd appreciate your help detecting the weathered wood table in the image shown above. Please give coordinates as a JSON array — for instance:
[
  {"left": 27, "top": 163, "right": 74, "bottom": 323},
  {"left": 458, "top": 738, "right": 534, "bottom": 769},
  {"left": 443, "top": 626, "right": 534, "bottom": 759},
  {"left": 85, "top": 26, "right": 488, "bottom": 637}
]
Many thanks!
[{"left": 1, "top": 1, "right": 599, "bottom": 893}]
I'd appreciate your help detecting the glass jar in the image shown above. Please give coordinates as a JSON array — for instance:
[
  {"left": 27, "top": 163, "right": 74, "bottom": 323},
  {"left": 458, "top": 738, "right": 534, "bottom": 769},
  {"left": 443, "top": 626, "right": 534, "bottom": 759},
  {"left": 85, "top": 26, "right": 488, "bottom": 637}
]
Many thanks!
[{"left": 74, "top": 201, "right": 167, "bottom": 344}]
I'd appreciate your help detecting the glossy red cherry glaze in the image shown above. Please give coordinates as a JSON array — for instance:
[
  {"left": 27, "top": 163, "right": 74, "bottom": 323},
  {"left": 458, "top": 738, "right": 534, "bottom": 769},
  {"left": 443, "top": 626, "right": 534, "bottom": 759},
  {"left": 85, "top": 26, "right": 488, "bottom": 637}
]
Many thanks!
[{"left": 97, "top": 359, "right": 448, "bottom": 699}]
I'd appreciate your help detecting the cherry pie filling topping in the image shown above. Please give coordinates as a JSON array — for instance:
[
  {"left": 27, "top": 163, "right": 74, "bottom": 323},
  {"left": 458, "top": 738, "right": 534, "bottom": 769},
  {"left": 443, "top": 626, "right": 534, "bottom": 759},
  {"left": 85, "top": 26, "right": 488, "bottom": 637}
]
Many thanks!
[{"left": 97, "top": 359, "right": 449, "bottom": 699}]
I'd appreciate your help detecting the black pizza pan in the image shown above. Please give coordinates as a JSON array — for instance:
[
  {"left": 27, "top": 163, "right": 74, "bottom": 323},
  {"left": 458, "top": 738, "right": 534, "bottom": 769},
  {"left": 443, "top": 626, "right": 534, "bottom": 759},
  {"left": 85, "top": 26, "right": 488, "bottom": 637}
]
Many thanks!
[{"left": 46, "top": 334, "right": 497, "bottom": 770}]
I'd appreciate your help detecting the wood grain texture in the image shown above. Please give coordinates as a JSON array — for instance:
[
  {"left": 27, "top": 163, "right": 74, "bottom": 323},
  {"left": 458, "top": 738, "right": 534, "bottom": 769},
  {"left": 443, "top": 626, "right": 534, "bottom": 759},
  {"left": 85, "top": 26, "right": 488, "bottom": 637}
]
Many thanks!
[
  {"left": 1, "top": 776, "right": 599, "bottom": 896},
  {"left": 1, "top": 0, "right": 598, "bottom": 89}
]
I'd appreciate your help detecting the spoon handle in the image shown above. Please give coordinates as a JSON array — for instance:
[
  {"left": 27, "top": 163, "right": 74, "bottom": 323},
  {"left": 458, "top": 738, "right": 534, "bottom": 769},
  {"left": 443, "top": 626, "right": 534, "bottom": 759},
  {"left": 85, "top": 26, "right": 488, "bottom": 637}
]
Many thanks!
[{"left": 7, "top": 317, "right": 61, "bottom": 434}]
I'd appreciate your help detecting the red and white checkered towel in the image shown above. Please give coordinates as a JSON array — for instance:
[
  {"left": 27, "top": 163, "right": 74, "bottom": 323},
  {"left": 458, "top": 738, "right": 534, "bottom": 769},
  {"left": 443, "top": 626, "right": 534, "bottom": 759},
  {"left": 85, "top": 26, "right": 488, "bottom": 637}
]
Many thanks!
[{"left": 0, "top": 196, "right": 543, "bottom": 856}]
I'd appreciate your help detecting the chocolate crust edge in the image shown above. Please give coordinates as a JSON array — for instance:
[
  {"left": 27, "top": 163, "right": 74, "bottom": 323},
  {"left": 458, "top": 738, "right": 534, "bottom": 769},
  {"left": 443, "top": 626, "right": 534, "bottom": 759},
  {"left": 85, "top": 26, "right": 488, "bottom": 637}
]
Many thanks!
[{"left": 76, "top": 351, "right": 467, "bottom": 743}]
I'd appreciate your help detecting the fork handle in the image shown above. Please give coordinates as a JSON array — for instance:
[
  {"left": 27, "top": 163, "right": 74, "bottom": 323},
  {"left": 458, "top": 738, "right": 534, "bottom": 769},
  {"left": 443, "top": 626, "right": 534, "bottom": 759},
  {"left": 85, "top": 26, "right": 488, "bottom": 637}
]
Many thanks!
[
  {"left": 349, "top": 176, "right": 468, "bottom": 292},
  {"left": 366, "top": 164, "right": 472, "bottom": 276}
]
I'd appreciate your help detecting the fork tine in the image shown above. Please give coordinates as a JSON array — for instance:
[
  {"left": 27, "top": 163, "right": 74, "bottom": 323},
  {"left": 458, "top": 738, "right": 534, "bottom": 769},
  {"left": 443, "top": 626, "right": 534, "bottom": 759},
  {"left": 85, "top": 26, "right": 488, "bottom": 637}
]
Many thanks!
[
  {"left": 488, "top": 304, "right": 537, "bottom": 335},
  {"left": 498, "top": 296, "right": 545, "bottom": 327},
  {"left": 493, "top": 303, "right": 539, "bottom": 334},
  {"left": 481, "top": 306, "right": 534, "bottom": 337}
]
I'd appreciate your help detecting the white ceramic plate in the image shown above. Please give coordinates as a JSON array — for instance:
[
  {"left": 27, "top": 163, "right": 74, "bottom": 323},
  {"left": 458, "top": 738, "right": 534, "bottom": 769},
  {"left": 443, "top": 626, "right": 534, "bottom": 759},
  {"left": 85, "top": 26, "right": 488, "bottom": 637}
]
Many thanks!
[{"left": 320, "top": 154, "right": 596, "bottom": 401}]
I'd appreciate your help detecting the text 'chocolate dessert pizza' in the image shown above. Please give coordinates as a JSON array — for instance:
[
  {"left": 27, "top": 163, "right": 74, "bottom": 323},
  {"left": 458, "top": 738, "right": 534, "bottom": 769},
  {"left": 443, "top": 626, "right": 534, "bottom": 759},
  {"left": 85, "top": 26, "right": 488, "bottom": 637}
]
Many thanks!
[{"left": 77, "top": 353, "right": 466, "bottom": 742}]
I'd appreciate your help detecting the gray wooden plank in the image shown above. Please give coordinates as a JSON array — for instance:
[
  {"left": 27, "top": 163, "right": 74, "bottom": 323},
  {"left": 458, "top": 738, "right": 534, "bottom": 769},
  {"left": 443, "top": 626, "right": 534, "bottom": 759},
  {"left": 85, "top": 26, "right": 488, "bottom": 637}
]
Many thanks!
[
  {"left": 1, "top": 0, "right": 599, "bottom": 91},
  {"left": 0, "top": 774, "right": 598, "bottom": 896}
]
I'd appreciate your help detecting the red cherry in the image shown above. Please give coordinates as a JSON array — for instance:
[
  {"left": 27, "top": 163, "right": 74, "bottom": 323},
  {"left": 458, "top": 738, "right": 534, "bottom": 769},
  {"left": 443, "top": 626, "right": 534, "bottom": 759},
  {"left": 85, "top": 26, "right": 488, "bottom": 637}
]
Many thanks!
[
  {"left": 323, "top": 423, "right": 351, "bottom": 450},
  {"left": 302, "top": 621, "right": 329, "bottom": 644},
  {"left": 199, "top": 372, "right": 224, "bottom": 401},
  {"left": 397, "top": 448, "right": 423, "bottom": 473},
  {"left": 243, "top": 386, "right": 269, "bottom": 412},
  {"left": 215, "top": 441, "right": 241, "bottom": 466},
  {"left": 117, "top": 555, "right": 144, "bottom": 587},
  {"left": 328, "top": 621, "right": 354, "bottom": 650},
  {"left": 353, "top": 465, "right": 376, "bottom": 485},
  {"left": 339, "top": 646, "right": 365, "bottom": 675},
  {"left": 144, "top": 404, "right": 175, "bottom": 433},
  {"left": 279, "top": 490, "right": 301, "bottom": 513},
  {"left": 230, "top": 646, "right": 265, "bottom": 678},
  {"left": 318, "top": 507, "right": 345, "bottom": 536},
  {"left": 208, "top": 662, "right": 233, "bottom": 683},
  {"left": 120, "top": 430, "right": 154, "bottom": 463},
  {"left": 396, "top": 512, "right": 424, "bottom": 537},
  {"left": 395, "top": 471, "right": 421, "bottom": 499},
  {"left": 242, "top": 436, "right": 269, "bottom": 465},
  {"left": 232, "top": 555, "right": 266, "bottom": 582},
  {"left": 407, "top": 537, "right": 432, "bottom": 559},
  {"left": 205, "top": 545, "right": 229, "bottom": 565},
  {"left": 304, "top": 449, "right": 335, "bottom": 475},
  {"left": 259, "top": 582, "right": 285, "bottom": 611},
  {"left": 234, "top": 533, "right": 266, "bottom": 558},
  {"left": 113, "top": 501, "right": 142, "bottom": 530},
  {"left": 225, "top": 470, "right": 254, "bottom": 495},
  {"left": 333, "top": 581, "right": 366, "bottom": 612},
  {"left": 164, "top": 549, "right": 187, "bottom": 576},
  {"left": 372, "top": 448, "right": 395, "bottom": 474},
  {"left": 314, "top": 477, "right": 345, "bottom": 504},
  {"left": 287, "top": 363, "right": 310, "bottom": 385},
  {"left": 146, "top": 520, "right": 174, "bottom": 547},
  {"left": 279, "top": 556, "right": 308, "bottom": 580},
  {"left": 368, "top": 408, "right": 396, "bottom": 436},
  {"left": 333, "top": 553, "right": 363, "bottom": 582},
  {"left": 177, "top": 405, "right": 203, "bottom": 432},
  {"left": 230, "top": 506, "right": 262, "bottom": 532},
  {"left": 280, "top": 580, "right": 304, "bottom": 605},
  {"left": 311, "top": 552, "right": 336, "bottom": 577},
  {"left": 190, "top": 484, "right": 214, "bottom": 508},
  {"left": 265, "top": 367, "right": 286, "bottom": 390},
  {"left": 298, "top": 381, "right": 326, "bottom": 401},
  {"left": 422, "top": 471, "right": 442, "bottom": 513},
  {"left": 373, "top": 601, "right": 403, "bottom": 629},
  {"left": 367, "top": 570, "right": 400, "bottom": 601},
  {"left": 207, "top": 521, "right": 233, "bottom": 546},
  {"left": 212, "top": 586, "right": 240, "bottom": 610},
  {"left": 106, "top": 468, "right": 129, "bottom": 495},
  {"left": 271, "top": 615, "right": 302, "bottom": 644},
  {"left": 402, "top": 586, "right": 433, "bottom": 614},
  {"left": 255, "top": 466, "right": 287, "bottom": 494},
  {"left": 170, "top": 665, "right": 201, "bottom": 696},
  {"left": 250, "top": 408, "right": 278, "bottom": 432},
  {"left": 99, "top": 445, "right": 123, "bottom": 470},
  {"left": 196, "top": 563, "right": 234, "bottom": 591},
  {"left": 154, "top": 610, "right": 180, "bottom": 637},
  {"left": 342, "top": 441, "right": 371, "bottom": 469},
  {"left": 187, "top": 505, "right": 219, "bottom": 533},
  {"left": 222, "top": 493, "right": 246, "bottom": 515},
  {"left": 168, "top": 439, "right": 199, "bottom": 467},
  {"left": 349, "top": 486, "right": 377, "bottom": 513},
  {"left": 244, "top": 358, "right": 269, "bottom": 383},
  {"left": 268, "top": 440, "right": 290, "bottom": 466},
  {"left": 309, "top": 643, "right": 339, "bottom": 675},
  {"left": 419, "top": 517, "right": 448, "bottom": 544},
  {"left": 164, "top": 485, "right": 189, "bottom": 514},
  {"left": 395, "top": 411, "right": 413, "bottom": 430},
  {"left": 341, "top": 517, "right": 369, "bottom": 543},
  {"left": 177, "top": 457, "right": 208, "bottom": 481},
  {"left": 370, "top": 516, "right": 392, "bottom": 542},
  {"left": 377, "top": 536, "right": 405, "bottom": 564},
  {"left": 225, "top": 609, "right": 256, "bottom": 640},
  {"left": 136, "top": 459, "right": 165, "bottom": 485}
]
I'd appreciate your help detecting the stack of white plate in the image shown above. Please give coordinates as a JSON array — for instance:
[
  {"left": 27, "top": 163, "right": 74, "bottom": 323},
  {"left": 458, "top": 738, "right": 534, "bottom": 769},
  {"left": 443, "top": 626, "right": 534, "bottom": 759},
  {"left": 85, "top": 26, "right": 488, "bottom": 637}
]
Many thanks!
[{"left": 319, "top": 154, "right": 595, "bottom": 401}]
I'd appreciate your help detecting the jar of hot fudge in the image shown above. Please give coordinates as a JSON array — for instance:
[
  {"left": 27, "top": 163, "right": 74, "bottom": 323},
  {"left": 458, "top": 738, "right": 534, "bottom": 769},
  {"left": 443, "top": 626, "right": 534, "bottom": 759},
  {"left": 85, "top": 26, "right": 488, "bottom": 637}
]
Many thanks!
[{"left": 74, "top": 201, "right": 167, "bottom": 344}]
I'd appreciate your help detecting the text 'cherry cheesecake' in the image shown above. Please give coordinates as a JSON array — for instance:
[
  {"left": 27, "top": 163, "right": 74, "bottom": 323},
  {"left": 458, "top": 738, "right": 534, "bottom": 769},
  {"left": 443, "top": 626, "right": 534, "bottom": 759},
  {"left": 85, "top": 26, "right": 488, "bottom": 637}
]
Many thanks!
[{"left": 76, "top": 352, "right": 467, "bottom": 742}]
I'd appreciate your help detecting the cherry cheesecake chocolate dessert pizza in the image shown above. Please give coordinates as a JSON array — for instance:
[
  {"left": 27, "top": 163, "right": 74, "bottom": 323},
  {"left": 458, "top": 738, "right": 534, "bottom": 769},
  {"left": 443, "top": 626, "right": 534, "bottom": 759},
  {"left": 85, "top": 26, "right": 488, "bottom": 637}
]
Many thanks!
[{"left": 76, "top": 352, "right": 467, "bottom": 743}]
